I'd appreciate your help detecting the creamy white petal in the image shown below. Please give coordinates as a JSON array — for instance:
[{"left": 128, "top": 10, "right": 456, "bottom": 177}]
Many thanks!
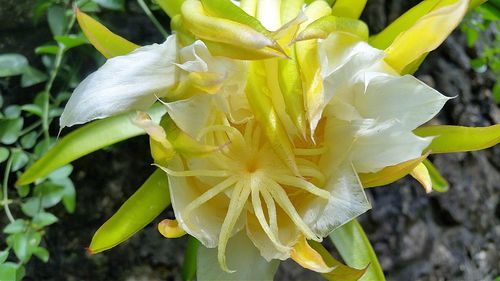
[
  {"left": 246, "top": 207, "right": 298, "bottom": 261},
  {"left": 353, "top": 73, "right": 450, "bottom": 129},
  {"left": 60, "top": 35, "right": 177, "bottom": 128},
  {"left": 170, "top": 40, "right": 250, "bottom": 127},
  {"left": 301, "top": 164, "right": 371, "bottom": 237},
  {"left": 167, "top": 156, "right": 228, "bottom": 248},
  {"left": 256, "top": 0, "right": 281, "bottom": 31},
  {"left": 319, "top": 33, "right": 384, "bottom": 79},
  {"left": 197, "top": 230, "right": 280, "bottom": 281},
  {"left": 324, "top": 118, "right": 432, "bottom": 173},
  {"left": 164, "top": 94, "right": 215, "bottom": 138}
]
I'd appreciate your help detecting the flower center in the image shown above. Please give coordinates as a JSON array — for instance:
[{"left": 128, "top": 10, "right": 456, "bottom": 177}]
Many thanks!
[{"left": 164, "top": 119, "right": 330, "bottom": 271}]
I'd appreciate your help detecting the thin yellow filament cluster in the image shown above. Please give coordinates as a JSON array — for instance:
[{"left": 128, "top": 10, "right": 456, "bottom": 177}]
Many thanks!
[{"left": 163, "top": 119, "right": 330, "bottom": 272}]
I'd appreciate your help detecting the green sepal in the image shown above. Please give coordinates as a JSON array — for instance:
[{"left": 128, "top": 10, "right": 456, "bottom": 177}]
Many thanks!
[
  {"left": 330, "top": 219, "right": 386, "bottom": 281},
  {"left": 414, "top": 125, "right": 500, "bottom": 154},
  {"left": 88, "top": 169, "right": 169, "bottom": 254},
  {"left": 17, "top": 104, "right": 165, "bottom": 185}
]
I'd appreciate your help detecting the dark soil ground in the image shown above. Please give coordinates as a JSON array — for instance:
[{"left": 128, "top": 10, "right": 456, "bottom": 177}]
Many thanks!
[{"left": 1, "top": 1, "right": 499, "bottom": 280}]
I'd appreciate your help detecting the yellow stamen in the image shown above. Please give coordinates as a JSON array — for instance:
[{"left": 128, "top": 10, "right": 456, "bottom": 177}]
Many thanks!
[{"left": 218, "top": 181, "right": 252, "bottom": 272}]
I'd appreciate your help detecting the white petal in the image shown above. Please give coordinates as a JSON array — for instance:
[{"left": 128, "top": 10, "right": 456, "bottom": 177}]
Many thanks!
[
  {"left": 60, "top": 35, "right": 177, "bottom": 127},
  {"left": 319, "top": 33, "right": 384, "bottom": 79},
  {"left": 302, "top": 164, "right": 371, "bottom": 237},
  {"left": 324, "top": 118, "right": 432, "bottom": 173},
  {"left": 167, "top": 155, "right": 228, "bottom": 248},
  {"left": 169, "top": 40, "right": 250, "bottom": 130},
  {"left": 197, "top": 230, "right": 280, "bottom": 281},
  {"left": 246, "top": 208, "right": 298, "bottom": 261},
  {"left": 353, "top": 73, "right": 450, "bottom": 129},
  {"left": 164, "top": 94, "right": 215, "bottom": 138},
  {"left": 256, "top": 0, "right": 281, "bottom": 31}
]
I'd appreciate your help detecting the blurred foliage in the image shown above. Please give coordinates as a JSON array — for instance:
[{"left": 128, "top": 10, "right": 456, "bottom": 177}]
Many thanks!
[
  {"left": 460, "top": 0, "right": 500, "bottom": 103},
  {"left": 0, "top": 0, "right": 154, "bottom": 279}
]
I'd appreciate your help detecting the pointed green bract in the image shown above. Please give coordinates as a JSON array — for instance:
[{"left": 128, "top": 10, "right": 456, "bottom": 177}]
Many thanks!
[
  {"left": 76, "top": 9, "right": 139, "bottom": 58},
  {"left": 182, "top": 237, "right": 200, "bottom": 281},
  {"left": 17, "top": 104, "right": 166, "bottom": 185},
  {"left": 156, "top": 0, "right": 185, "bottom": 18},
  {"left": 278, "top": 54, "right": 307, "bottom": 138},
  {"left": 295, "top": 15, "right": 369, "bottom": 42},
  {"left": 200, "top": 0, "right": 271, "bottom": 36},
  {"left": 370, "top": 0, "right": 487, "bottom": 49},
  {"left": 330, "top": 220, "right": 386, "bottom": 281},
  {"left": 383, "top": 0, "right": 468, "bottom": 73},
  {"left": 309, "top": 241, "right": 367, "bottom": 281},
  {"left": 359, "top": 154, "right": 428, "bottom": 188},
  {"left": 89, "top": 169, "right": 169, "bottom": 254},
  {"left": 181, "top": 0, "right": 275, "bottom": 51},
  {"left": 331, "top": 0, "right": 367, "bottom": 19},
  {"left": 369, "top": 0, "right": 438, "bottom": 49},
  {"left": 281, "top": 0, "right": 305, "bottom": 24},
  {"left": 246, "top": 62, "right": 299, "bottom": 175},
  {"left": 414, "top": 125, "right": 500, "bottom": 153},
  {"left": 423, "top": 159, "right": 449, "bottom": 192}
]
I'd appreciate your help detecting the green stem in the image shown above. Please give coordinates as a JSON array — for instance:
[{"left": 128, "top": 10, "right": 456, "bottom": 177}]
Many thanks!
[
  {"left": 137, "top": 0, "right": 169, "bottom": 38},
  {"left": 2, "top": 154, "right": 16, "bottom": 223},
  {"left": 41, "top": 11, "right": 77, "bottom": 143},
  {"left": 19, "top": 120, "right": 42, "bottom": 137}
]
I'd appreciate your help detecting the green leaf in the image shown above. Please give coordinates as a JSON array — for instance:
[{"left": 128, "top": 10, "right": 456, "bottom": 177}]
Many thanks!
[
  {"left": 21, "top": 67, "right": 48, "bottom": 87},
  {"left": 182, "top": 236, "right": 200, "bottom": 281},
  {"left": 0, "top": 118, "right": 24, "bottom": 145},
  {"left": 4, "top": 106, "right": 21, "bottom": 118},
  {"left": 156, "top": 0, "right": 185, "bottom": 17},
  {"left": 47, "top": 165, "right": 73, "bottom": 181},
  {"left": 331, "top": 0, "right": 367, "bottom": 19},
  {"left": 17, "top": 104, "right": 165, "bottom": 185},
  {"left": 0, "top": 262, "right": 24, "bottom": 281},
  {"left": 16, "top": 185, "right": 30, "bottom": 198},
  {"left": 493, "top": 82, "right": 500, "bottom": 104},
  {"left": 21, "top": 199, "right": 43, "bottom": 217},
  {"left": 76, "top": 9, "right": 139, "bottom": 58},
  {"left": 32, "top": 247, "right": 49, "bottom": 263},
  {"left": 414, "top": 125, "right": 500, "bottom": 153},
  {"left": 0, "top": 250, "right": 8, "bottom": 263},
  {"left": 93, "top": 0, "right": 125, "bottom": 11},
  {"left": 89, "top": 169, "right": 169, "bottom": 253},
  {"left": 54, "top": 35, "right": 89, "bottom": 50},
  {"left": 78, "top": 0, "right": 101, "bottom": 12},
  {"left": 35, "top": 45, "right": 60, "bottom": 55},
  {"left": 0, "top": 147, "right": 9, "bottom": 164},
  {"left": 479, "top": 3, "right": 500, "bottom": 21},
  {"left": 32, "top": 212, "right": 58, "bottom": 228},
  {"left": 33, "top": 181, "right": 65, "bottom": 208},
  {"left": 47, "top": 5, "right": 67, "bottom": 36},
  {"left": 330, "top": 220, "right": 385, "bottom": 281},
  {"left": 4, "top": 220, "right": 27, "bottom": 234},
  {"left": 11, "top": 232, "right": 41, "bottom": 263},
  {"left": 11, "top": 150, "right": 29, "bottom": 172},
  {"left": 20, "top": 104, "right": 43, "bottom": 117},
  {"left": 0, "top": 54, "right": 28, "bottom": 77},
  {"left": 33, "top": 138, "right": 55, "bottom": 158},
  {"left": 50, "top": 177, "right": 76, "bottom": 213},
  {"left": 20, "top": 132, "right": 38, "bottom": 149},
  {"left": 422, "top": 159, "right": 449, "bottom": 192}
]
